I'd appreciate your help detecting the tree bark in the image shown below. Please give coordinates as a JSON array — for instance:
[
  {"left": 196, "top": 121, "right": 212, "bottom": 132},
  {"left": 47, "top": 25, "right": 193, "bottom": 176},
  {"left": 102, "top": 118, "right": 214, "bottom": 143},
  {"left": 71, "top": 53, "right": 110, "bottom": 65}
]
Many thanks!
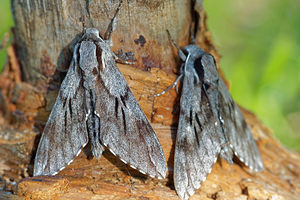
[{"left": 0, "top": 0, "right": 299, "bottom": 199}]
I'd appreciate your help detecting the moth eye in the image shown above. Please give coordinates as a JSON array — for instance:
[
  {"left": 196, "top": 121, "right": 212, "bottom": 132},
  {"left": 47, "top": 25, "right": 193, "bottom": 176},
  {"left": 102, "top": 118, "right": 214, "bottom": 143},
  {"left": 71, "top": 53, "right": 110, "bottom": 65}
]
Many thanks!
[
  {"left": 182, "top": 49, "right": 189, "bottom": 56},
  {"left": 92, "top": 67, "right": 98, "bottom": 75}
]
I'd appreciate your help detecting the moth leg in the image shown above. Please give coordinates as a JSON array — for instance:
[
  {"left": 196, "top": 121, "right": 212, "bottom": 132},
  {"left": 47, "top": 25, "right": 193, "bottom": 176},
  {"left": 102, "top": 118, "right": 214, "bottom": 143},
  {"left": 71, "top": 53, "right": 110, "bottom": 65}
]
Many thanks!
[
  {"left": 111, "top": 51, "right": 136, "bottom": 65},
  {"left": 175, "top": 81, "right": 180, "bottom": 94},
  {"left": 166, "top": 30, "right": 187, "bottom": 61},
  {"left": 152, "top": 74, "right": 183, "bottom": 97},
  {"left": 104, "top": 0, "right": 123, "bottom": 46}
]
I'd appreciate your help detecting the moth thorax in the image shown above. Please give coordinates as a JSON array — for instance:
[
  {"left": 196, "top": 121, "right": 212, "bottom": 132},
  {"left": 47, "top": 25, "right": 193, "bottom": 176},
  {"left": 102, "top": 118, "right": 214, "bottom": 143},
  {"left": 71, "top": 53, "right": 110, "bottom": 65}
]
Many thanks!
[
  {"left": 185, "top": 69, "right": 200, "bottom": 86},
  {"left": 82, "top": 66, "right": 99, "bottom": 89}
]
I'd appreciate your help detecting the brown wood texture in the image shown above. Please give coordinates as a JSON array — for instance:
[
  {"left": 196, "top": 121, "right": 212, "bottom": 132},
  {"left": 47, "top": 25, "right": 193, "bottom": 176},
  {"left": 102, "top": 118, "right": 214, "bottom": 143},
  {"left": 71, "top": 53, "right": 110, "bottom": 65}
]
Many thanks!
[{"left": 0, "top": 0, "right": 299, "bottom": 199}]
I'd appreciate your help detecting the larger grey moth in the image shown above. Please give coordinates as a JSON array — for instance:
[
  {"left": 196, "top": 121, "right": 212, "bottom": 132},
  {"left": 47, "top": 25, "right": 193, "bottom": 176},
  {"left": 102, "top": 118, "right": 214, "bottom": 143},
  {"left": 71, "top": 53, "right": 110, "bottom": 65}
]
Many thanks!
[
  {"left": 33, "top": 8, "right": 166, "bottom": 179},
  {"left": 156, "top": 33, "right": 263, "bottom": 199}
]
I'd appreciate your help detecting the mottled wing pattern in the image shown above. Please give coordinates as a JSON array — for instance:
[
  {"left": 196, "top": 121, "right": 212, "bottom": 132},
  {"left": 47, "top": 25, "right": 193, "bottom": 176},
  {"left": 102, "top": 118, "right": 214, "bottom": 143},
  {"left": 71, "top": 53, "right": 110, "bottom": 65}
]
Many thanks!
[
  {"left": 218, "top": 79, "right": 263, "bottom": 171},
  {"left": 201, "top": 54, "right": 264, "bottom": 171},
  {"left": 95, "top": 51, "right": 167, "bottom": 179},
  {"left": 33, "top": 60, "right": 88, "bottom": 176},
  {"left": 174, "top": 70, "right": 221, "bottom": 200}
]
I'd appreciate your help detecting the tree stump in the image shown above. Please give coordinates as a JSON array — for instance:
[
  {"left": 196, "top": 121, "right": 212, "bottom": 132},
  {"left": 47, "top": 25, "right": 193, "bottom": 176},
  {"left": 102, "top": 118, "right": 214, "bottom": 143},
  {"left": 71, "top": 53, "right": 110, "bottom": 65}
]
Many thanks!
[{"left": 0, "top": 0, "right": 299, "bottom": 199}]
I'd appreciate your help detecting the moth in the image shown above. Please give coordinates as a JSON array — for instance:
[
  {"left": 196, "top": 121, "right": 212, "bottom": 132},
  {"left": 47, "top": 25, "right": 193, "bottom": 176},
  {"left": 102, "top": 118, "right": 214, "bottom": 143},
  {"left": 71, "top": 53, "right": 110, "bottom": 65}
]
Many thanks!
[
  {"left": 155, "top": 32, "right": 264, "bottom": 199},
  {"left": 33, "top": 5, "right": 166, "bottom": 179}
]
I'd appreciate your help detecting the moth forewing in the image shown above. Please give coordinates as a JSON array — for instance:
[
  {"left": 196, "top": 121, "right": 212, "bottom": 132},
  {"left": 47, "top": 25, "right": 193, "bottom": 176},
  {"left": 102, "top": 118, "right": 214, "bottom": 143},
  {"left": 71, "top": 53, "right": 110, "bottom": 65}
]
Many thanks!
[
  {"left": 34, "top": 27, "right": 167, "bottom": 179},
  {"left": 217, "top": 79, "right": 264, "bottom": 172},
  {"left": 174, "top": 70, "right": 221, "bottom": 200},
  {"left": 33, "top": 57, "right": 89, "bottom": 176},
  {"left": 93, "top": 40, "right": 167, "bottom": 178}
]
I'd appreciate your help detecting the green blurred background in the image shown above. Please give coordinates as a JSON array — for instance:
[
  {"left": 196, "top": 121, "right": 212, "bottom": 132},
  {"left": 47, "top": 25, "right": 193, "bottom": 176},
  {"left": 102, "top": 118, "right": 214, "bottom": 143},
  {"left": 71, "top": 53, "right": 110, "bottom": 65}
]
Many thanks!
[
  {"left": 0, "top": 0, "right": 13, "bottom": 69},
  {"left": 204, "top": 0, "right": 300, "bottom": 150},
  {"left": 0, "top": 0, "right": 299, "bottom": 150}
]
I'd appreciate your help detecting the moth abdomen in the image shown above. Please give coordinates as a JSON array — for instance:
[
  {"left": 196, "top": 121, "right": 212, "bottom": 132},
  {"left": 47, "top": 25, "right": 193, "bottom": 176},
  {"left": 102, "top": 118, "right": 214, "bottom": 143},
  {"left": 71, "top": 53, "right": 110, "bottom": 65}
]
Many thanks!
[{"left": 87, "top": 111, "right": 104, "bottom": 160}]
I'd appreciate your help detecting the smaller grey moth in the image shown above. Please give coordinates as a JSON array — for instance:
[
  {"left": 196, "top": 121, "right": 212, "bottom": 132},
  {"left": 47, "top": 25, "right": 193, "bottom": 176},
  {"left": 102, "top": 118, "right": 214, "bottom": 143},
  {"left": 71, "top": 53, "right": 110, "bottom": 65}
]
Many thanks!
[
  {"left": 155, "top": 32, "right": 264, "bottom": 199},
  {"left": 33, "top": 3, "right": 167, "bottom": 179}
]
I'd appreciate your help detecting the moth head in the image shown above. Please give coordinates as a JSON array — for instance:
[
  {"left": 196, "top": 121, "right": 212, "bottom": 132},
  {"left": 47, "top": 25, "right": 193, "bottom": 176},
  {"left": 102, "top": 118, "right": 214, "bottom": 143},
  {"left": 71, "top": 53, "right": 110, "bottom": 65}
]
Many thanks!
[
  {"left": 182, "top": 45, "right": 219, "bottom": 88},
  {"left": 83, "top": 28, "right": 106, "bottom": 44},
  {"left": 182, "top": 44, "right": 206, "bottom": 79},
  {"left": 182, "top": 44, "right": 205, "bottom": 60},
  {"left": 85, "top": 28, "right": 100, "bottom": 38}
]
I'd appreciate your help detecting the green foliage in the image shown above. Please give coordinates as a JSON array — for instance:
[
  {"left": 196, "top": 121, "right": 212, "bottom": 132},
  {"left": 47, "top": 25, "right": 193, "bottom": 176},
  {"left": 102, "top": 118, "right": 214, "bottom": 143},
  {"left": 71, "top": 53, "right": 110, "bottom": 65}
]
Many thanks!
[
  {"left": 0, "top": 0, "right": 13, "bottom": 71},
  {"left": 204, "top": 0, "right": 300, "bottom": 150}
]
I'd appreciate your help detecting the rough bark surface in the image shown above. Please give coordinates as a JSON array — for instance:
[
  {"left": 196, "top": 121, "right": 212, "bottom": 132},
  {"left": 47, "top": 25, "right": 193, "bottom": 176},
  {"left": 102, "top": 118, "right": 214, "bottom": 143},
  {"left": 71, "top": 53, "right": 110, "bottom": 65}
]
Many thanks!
[{"left": 0, "top": 0, "right": 299, "bottom": 199}]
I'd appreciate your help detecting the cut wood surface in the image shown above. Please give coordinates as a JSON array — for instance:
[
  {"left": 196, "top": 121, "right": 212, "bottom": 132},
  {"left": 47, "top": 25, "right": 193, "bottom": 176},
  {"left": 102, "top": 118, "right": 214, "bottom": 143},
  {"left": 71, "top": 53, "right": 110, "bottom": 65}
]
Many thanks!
[{"left": 0, "top": 0, "right": 299, "bottom": 199}]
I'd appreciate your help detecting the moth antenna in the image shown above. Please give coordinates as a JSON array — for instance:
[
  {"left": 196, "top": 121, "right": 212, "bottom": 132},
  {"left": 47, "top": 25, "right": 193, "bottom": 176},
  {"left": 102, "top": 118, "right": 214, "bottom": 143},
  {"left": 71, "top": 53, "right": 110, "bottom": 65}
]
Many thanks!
[
  {"left": 152, "top": 74, "right": 183, "bottom": 97},
  {"left": 166, "top": 30, "right": 186, "bottom": 61},
  {"left": 79, "top": 16, "right": 86, "bottom": 33},
  {"left": 104, "top": 0, "right": 123, "bottom": 42},
  {"left": 190, "top": 24, "right": 196, "bottom": 44}
]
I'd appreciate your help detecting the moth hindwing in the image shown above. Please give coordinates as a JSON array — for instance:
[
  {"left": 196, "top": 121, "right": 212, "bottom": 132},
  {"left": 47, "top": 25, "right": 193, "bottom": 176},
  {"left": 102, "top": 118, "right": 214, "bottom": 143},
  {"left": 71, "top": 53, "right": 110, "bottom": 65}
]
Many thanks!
[
  {"left": 33, "top": 27, "right": 167, "bottom": 179},
  {"left": 156, "top": 36, "right": 263, "bottom": 199}
]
